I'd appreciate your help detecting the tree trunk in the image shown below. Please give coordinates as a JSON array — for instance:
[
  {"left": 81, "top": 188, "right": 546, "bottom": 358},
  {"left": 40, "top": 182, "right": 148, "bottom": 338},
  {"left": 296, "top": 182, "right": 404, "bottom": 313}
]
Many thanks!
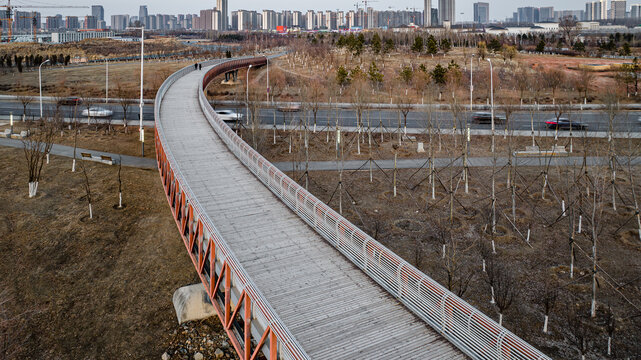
[
  {"left": 543, "top": 314, "right": 549, "bottom": 333},
  {"left": 28, "top": 181, "right": 38, "bottom": 198}
]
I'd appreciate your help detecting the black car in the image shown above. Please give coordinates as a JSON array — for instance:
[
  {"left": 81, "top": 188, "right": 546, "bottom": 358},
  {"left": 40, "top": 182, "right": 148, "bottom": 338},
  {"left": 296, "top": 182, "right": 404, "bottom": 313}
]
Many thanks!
[
  {"left": 545, "top": 118, "right": 588, "bottom": 130},
  {"left": 57, "top": 97, "right": 83, "bottom": 106},
  {"left": 471, "top": 112, "right": 507, "bottom": 124}
]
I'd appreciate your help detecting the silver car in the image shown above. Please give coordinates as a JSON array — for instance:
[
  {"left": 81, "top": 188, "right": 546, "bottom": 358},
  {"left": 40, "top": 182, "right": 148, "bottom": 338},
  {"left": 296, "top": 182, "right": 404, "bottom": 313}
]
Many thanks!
[
  {"left": 81, "top": 107, "right": 114, "bottom": 118},
  {"left": 215, "top": 110, "right": 243, "bottom": 122}
]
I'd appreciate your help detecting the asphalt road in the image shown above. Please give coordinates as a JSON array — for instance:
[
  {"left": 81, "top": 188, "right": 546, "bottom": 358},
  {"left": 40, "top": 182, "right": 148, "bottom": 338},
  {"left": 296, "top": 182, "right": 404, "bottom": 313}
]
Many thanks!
[{"left": 2, "top": 100, "right": 641, "bottom": 133}]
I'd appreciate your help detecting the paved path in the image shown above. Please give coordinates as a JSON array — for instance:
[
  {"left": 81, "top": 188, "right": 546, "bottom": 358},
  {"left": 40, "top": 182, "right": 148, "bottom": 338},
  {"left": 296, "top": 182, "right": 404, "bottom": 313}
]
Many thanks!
[
  {"left": 274, "top": 155, "right": 641, "bottom": 172},
  {"left": 159, "top": 64, "right": 465, "bottom": 359},
  {"left": 0, "top": 137, "right": 156, "bottom": 169}
]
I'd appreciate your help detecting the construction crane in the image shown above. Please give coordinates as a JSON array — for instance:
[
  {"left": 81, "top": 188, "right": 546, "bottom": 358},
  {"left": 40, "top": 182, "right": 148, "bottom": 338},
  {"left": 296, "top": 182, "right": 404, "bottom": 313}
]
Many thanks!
[{"left": 0, "top": 1, "right": 88, "bottom": 42}]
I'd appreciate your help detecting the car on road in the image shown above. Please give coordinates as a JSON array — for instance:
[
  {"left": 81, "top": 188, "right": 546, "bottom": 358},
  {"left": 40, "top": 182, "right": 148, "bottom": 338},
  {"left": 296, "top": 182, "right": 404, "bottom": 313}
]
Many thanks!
[
  {"left": 57, "top": 97, "right": 83, "bottom": 106},
  {"left": 277, "top": 104, "right": 301, "bottom": 112},
  {"left": 215, "top": 109, "right": 243, "bottom": 122},
  {"left": 471, "top": 112, "right": 507, "bottom": 124},
  {"left": 81, "top": 107, "right": 113, "bottom": 118},
  {"left": 545, "top": 118, "right": 588, "bottom": 130}
]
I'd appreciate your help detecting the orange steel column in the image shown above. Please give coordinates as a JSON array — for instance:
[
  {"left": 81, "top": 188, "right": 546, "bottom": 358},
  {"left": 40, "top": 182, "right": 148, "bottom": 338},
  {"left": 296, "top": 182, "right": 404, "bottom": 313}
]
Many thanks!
[
  {"left": 224, "top": 263, "right": 231, "bottom": 326},
  {"left": 244, "top": 295, "right": 251, "bottom": 360}
]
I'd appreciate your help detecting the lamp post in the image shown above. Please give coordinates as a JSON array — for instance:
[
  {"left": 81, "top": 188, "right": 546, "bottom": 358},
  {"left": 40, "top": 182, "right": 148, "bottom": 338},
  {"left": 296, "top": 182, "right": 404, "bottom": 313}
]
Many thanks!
[
  {"left": 127, "top": 26, "right": 145, "bottom": 156},
  {"left": 246, "top": 64, "right": 252, "bottom": 126},
  {"left": 265, "top": 56, "right": 269, "bottom": 103},
  {"left": 470, "top": 54, "right": 474, "bottom": 111},
  {"left": 487, "top": 58, "right": 495, "bottom": 152},
  {"left": 39, "top": 59, "right": 50, "bottom": 119},
  {"left": 105, "top": 57, "right": 109, "bottom": 104}
]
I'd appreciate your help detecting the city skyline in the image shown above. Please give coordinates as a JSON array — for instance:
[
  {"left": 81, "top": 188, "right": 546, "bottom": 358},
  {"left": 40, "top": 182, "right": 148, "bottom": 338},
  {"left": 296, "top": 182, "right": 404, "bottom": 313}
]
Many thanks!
[{"left": 22, "top": 0, "right": 606, "bottom": 23}]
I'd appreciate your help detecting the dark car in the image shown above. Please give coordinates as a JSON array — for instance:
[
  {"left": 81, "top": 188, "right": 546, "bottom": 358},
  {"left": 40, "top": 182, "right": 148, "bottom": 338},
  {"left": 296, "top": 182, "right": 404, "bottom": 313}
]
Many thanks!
[
  {"left": 57, "top": 97, "right": 83, "bottom": 106},
  {"left": 471, "top": 112, "right": 507, "bottom": 124},
  {"left": 545, "top": 118, "right": 588, "bottom": 130}
]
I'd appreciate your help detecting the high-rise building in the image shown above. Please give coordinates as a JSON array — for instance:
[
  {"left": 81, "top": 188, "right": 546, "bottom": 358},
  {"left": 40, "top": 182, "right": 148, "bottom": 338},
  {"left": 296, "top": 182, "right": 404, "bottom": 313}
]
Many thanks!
[
  {"left": 65, "top": 16, "right": 79, "bottom": 29},
  {"left": 586, "top": 1, "right": 603, "bottom": 20},
  {"left": 516, "top": 6, "right": 539, "bottom": 23},
  {"left": 539, "top": 6, "right": 554, "bottom": 21},
  {"left": 139, "top": 6, "right": 148, "bottom": 26},
  {"left": 306, "top": 10, "right": 315, "bottom": 30},
  {"left": 262, "top": 10, "right": 276, "bottom": 30},
  {"left": 632, "top": 3, "right": 641, "bottom": 18},
  {"left": 217, "top": 0, "right": 228, "bottom": 30},
  {"left": 600, "top": 0, "right": 608, "bottom": 19},
  {"left": 14, "top": 11, "right": 41, "bottom": 31},
  {"left": 611, "top": 0, "right": 626, "bottom": 19},
  {"left": 111, "top": 14, "right": 130, "bottom": 30},
  {"left": 424, "top": 0, "right": 432, "bottom": 27},
  {"left": 91, "top": 5, "right": 104, "bottom": 21},
  {"left": 473, "top": 2, "right": 489, "bottom": 24},
  {"left": 84, "top": 15, "right": 98, "bottom": 29},
  {"left": 438, "top": 0, "right": 455, "bottom": 24},
  {"left": 199, "top": 9, "right": 214, "bottom": 30}
]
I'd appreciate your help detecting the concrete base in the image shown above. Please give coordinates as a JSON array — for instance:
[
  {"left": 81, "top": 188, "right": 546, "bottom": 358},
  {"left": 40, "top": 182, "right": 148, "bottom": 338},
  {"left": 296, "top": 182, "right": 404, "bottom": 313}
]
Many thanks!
[{"left": 172, "top": 283, "right": 216, "bottom": 324}]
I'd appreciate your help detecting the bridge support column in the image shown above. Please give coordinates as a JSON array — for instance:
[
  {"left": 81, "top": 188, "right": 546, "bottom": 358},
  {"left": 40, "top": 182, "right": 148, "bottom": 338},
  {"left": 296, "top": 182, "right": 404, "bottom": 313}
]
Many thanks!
[{"left": 172, "top": 283, "right": 216, "bottom": 324}]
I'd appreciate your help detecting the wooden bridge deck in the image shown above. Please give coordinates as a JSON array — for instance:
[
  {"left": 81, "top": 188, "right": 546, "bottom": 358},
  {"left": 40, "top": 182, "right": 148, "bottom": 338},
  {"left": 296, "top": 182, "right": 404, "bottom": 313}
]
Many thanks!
[{"left": 158, "top": 65, "right": 466, "bottom": 359}]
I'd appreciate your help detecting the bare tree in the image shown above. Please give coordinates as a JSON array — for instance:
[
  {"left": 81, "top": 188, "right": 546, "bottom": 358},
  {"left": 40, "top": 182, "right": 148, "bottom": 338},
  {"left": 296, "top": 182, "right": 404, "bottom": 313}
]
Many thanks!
[
  {"left": 535, "top": 279, "right": 558, "bottom": 333},
  {"left": 17, "top": 94, "right": 33, "bottom": 121},
  {"left": 79, "top": 160, "right": 93, "bottom": 219},
  {"left": 574, "top": 68, "right": 595, "bottom": 104},
  {"left": 513, "top": 66, "right": 530, "bottom": 105},
  {"left": 566, "top": 306, "right": 592, "bottom": 360},
  {"left": 559, "top": 15, "right": 578, "bottom": 45},
  {"left": 116, "top": 82, "right": 135, "bottom": 134},
  {"left": 544, "top": 69, "right": 565, "bottom": 104},
  {"left": 489, "top": 261, "right": 521, "bottom": 326},
  {"left": 117, "top": 156, "right": 124, "bottom": 209},
  {"left": 22, "top": 117, "right": 57, "bottom": 198}
]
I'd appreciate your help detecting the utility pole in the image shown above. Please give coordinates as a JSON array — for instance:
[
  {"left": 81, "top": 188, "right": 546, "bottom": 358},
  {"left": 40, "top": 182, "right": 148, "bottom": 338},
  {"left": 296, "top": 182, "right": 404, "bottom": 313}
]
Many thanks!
[{"left": 127, "top": 26, "right": 145, "bottom": 156}]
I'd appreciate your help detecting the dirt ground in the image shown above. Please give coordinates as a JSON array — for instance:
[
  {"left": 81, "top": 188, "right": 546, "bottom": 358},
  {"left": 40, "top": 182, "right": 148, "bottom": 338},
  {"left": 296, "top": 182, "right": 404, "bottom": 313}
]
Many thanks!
[
  {"left": 0, "top": 147, "right": 231, "bottom": 359},
  {"left": 0, "top": 60, "right": 194, "bottom": 99},
  {"left": 0, "top": 121, "right": 155, "bottom": 158},
  {"left": 287, "top": 164, "right": 641, "bottom": 359}
]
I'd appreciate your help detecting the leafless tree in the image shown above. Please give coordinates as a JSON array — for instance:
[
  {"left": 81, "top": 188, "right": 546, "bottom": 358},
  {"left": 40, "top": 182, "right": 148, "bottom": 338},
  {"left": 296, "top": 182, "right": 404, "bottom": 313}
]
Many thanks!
[
  {"left": 395, "top": 95, "right": 413, "bottom": 146},
  {"left": 117, "top": 156, "right": 124, "bottom": 209},
  {"left": 559, "top": 15, "right": 578, "bottom": 45},
  {"left": 535, "top": 278, "right": 558, "bottom": 333},
  {"left": 604, "top": 305, "right": 616, "bottom": 356},
  {"left": 79, "top": 160, "right": 93, "bottom": 219},
  {"left": 544, "top": 69, "right": 565, "bottom": 104},
  {"left": 17, "top": 94, "right": 33, "bottom": 121},
  {"left": 566, "top": 306, "right": 592, "bottom": 360},
  {"left": 22, "top": 117, "right": 57, "bottom": 198},
  {"left": 513, "top": 66, "right": 530, "bottom": 105},
  {"left": 575, "top": 68, "right": 595, "bottom": 104},
  {"left": 489, "top": 260, "right": 521, "bottom": 326}
]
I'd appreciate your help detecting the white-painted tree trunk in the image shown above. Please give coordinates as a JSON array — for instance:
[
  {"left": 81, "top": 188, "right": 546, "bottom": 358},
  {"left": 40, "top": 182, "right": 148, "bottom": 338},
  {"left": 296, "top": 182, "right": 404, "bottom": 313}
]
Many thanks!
[
  {"left": 562, "top": 200, "right": 566, "bottom": 216},
  {"left": 491, "top": 239, "right": 496, "bottom": 254},
  {"left": 578, "top": 215, "right": 582, "bottom": 233},
  {"left": 28, "top": 181, "right": 38, "bottom": 198},
  {"left": 442, "top": 244, "right": 446, "bottom": 259},
  {"left": 46, "top": 153, "right": 50, "bottom": 164},
  {"left": 499, "top": 313, "right": 503, "bottom": 326},
  {"left": 482, "top": 259, "right": 486, "bottom": 272},
  {"left": 526, "top": 229, "right": 531, "bottom": 243},
  {"left": 89, "top": 203, "right": 93, "bottom": 219},
  {"left": 490, "top": 286, "right": 495, "bottom": 304},
  {"left": 72, "top": 159, "right": 76, "bottom": 172},
  {"left": 119, "top": 192, "right": 122, "bottom": 208},
  {"left": 543, "top": 315, "right": 549, "bottom": 333},
  {"left": 607, "top": 336, "right": 612, "bottom": 356}
]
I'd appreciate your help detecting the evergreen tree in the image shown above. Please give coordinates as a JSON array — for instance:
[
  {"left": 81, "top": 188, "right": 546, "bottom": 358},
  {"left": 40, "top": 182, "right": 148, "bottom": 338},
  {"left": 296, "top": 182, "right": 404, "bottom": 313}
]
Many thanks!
[
  {"left": 440, "top": 38, "right": 451, "bottom": 54},
  {"left": 536, "top": 39, "right": 546, "bottom": 52},
  {"left": 399, "top": 66, "right": 413, "bottom": 84},
  {"left": 431, "top": 64, "right": 447, "bottom": 85},
  {"left": 411, "top": 35, "right": 424, "bottom": 53},
  {"left": 371, "top": 33, "right": 382, "bottom": 54},
  {"left": 426, "top": 35, "right": 438, "bottom": 55},
  {"left": 368, "top": 61, "right": 384, "bottom": 85},
  {"left": 336, "top": 65, "right": 350, "bottom": 86},
  {"left": 383, "top": 38, "right": 395, "bottom": 54}
]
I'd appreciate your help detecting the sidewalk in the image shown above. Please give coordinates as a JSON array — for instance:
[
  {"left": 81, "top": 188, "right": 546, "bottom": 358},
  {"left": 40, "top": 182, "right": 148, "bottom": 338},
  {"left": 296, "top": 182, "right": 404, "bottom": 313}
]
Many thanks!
[{"left": 0, "top": 137, "right": 156, "bottom": 169}]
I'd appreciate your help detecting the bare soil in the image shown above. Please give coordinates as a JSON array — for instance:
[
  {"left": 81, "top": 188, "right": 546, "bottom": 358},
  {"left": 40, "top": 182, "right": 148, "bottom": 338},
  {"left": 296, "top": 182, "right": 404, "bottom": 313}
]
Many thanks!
[{"left": 0, "top": 147, "right": 231, "bottom": 359}]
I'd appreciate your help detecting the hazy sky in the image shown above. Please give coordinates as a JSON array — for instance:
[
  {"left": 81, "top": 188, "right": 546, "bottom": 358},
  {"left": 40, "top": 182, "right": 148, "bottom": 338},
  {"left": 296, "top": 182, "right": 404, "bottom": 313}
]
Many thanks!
[{"left": 24, "top": 0, "right": 599, "bottom": 23}]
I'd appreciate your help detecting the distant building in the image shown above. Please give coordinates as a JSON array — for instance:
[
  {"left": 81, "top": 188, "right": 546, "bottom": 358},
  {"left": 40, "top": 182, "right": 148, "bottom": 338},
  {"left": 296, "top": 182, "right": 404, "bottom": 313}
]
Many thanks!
[
  {"left": 611, "top": 0, "right": 627, "bottom": 20},
  {"left": 539, "top": 6, "right": 554, "bottom": 21},
  {"left": 516, "top": 7, "right": 539, "bottom": 23},
  {"left": 632, "top": 4, "right": 641, "bottom": 18},
  {"left": 586, "top": 1, "right": 603, "bottom": 20},
  {"left": 14, "top": 11, "right": 41, "bottom": 32},
  {"left": 424, "top": 0, "right": 432, "bottom": 27},
  {"left": 65, "top": 16, "right": 79, "bottom": 29},
  {"left": 473, "top": 2, "right": 489, "bottom": 24},
  {"left": 91, "top": 5, "right": 104, "bottom": 22},
  {"left": 438, "top": 0, "right": 455, "bottom": 25},
  {"left": 52, "top": 30, "right": 114, "bottom": 43},
  {"left": 217, "top": 0, "right": 228, "bottom": 30},
  {"left": 84, "top": 15, "right": 98, "bottom": 29},
  {"left": 139, "top": 6, "right": 148, "bottom": 27},
  {"left": 111, "top": 15, "right": 130, "bottom": 30}
]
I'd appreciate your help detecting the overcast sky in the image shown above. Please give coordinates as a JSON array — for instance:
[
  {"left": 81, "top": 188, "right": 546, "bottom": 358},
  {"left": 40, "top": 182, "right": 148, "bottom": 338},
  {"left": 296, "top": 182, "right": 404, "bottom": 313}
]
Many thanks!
[{"left": 24, "top": 0, "right": 599, "bottom": 23}]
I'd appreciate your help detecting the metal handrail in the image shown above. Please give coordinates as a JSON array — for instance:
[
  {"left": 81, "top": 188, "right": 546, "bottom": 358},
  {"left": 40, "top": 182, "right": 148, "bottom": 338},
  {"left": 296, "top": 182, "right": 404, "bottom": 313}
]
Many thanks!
[
  {"left": 155, "top": 58, "right": 310, "bottom": 360},
  {"left": 198, "top": 58, "right": 551, "bottom": 360}
]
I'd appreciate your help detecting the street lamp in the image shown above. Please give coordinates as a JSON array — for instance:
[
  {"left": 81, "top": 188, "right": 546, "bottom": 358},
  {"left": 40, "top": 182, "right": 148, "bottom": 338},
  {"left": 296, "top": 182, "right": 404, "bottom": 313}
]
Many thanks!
[
  {"left": 246, "top": 64, "right": 252, "bottom": 126},
  {"left": 127, "top": 26, "right": 145, "bottom": 156},
  {"left": 487, "top": 58, "right": 495, "bottom": 152},
  {"left": 105, "top": 57, "right": 109, "bottom": 104},
  {"left": 470, "top": 54, "right": 474, "bottom": 111},
  {"left": 39, "top": 59, "right": 50, "bottom": 119},
  {"left": 265, "top": 56, "right": 269, "bottom": 103}
]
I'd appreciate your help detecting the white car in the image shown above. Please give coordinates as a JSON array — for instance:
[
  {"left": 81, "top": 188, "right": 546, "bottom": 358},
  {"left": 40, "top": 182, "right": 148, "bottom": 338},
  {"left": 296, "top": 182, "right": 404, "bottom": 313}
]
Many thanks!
[
  {"left": 215, "top": 110, "right": 243, "bottom": 122},
  {"left": 81, "top": 107, "right": 113, "bottom": 118}
]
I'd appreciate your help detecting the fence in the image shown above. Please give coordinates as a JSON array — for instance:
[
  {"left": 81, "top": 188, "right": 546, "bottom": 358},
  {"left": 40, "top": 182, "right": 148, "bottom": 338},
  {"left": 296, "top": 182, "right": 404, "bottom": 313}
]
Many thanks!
[
  {"left": 155, "top": 57, "right": 309, "bottom": 360},
  {"left": 198, "top": 58, "right": 552, "bottom": 360}
]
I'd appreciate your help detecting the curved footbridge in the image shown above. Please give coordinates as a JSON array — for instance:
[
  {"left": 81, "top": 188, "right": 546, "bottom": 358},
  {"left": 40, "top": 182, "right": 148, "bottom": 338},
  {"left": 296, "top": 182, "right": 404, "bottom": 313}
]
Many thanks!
[{"left": 154, "top": 57, "right": 551, "bottom": 360}]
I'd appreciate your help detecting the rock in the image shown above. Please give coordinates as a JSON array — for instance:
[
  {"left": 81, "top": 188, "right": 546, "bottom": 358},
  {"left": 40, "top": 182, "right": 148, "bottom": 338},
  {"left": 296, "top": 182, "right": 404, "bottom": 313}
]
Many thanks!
[
  {"left": 194, "top": 352, "right": 204, "bottom": 360},
  {"left": 173, "top": 284, "right": 215, "bottom": 324},
  {"left": 214, "top": 348, "right": 224, "bottom": 359},
  {"left": 221, "top": 341, "right": 229, "bottom": 348},
  {"left": 162, "top": 352, "right": 170, "bottom": 360}
]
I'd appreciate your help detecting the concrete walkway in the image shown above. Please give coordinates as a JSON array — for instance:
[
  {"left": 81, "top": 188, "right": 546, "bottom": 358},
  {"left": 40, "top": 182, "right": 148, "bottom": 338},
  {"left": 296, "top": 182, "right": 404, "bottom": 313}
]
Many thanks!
[
  {"left": 274, "top": 155, "right": 641, "bottom": 172},
  {"left": 0, "top": 137, "right": 156, "bottom": 169}
]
